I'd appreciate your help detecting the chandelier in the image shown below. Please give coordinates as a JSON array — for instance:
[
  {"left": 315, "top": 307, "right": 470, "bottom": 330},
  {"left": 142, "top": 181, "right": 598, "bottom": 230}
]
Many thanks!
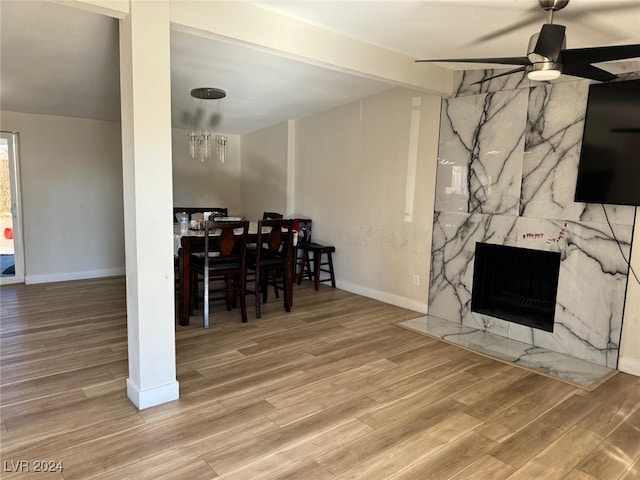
[{"left": 188, "top": 87, "right": 228, "bottom": 163}]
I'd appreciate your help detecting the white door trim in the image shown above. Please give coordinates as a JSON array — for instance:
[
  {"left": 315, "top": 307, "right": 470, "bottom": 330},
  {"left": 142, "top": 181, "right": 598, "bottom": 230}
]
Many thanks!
[{"left": 1, "top": 131, "right": 25, "bottom": 284}]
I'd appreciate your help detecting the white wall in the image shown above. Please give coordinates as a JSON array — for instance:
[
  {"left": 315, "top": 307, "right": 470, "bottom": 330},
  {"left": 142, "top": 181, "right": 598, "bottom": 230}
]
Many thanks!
[
  {"left": 172, "top": 128, "right": 242, "bottom": 215},
  {"left": 0, "top": 110, "right": 124, "bottom": 283},
  {"left": 294, "top": 87, "right": 441, "bottom": 311},
  {"left": 240, "top": 121, "right": 288, "bottom": 220},
  {"left": 620, "top": 209, "right": 640, "bottom": 376}
]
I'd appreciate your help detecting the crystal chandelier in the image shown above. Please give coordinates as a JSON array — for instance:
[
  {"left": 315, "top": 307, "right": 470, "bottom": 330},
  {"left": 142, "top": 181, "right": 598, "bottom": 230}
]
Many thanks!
[{"left": 188, "top": 87, "right": 227, "bottom": 163}]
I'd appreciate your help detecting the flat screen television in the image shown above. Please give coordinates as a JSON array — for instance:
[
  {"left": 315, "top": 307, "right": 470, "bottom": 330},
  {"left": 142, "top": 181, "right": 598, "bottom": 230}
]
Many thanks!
[{"left": 574, "top": 78, "right": 640, "bottom": 206}]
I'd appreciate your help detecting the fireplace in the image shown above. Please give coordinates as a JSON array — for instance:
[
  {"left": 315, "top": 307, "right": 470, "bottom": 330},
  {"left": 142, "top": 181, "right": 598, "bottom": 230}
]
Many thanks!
[{"left": 471, "top": 242, "right": 561, "bottom": 332}]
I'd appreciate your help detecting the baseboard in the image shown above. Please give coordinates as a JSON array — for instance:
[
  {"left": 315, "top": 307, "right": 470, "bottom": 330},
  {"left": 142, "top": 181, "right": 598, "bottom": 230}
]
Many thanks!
[
  {"left": 336, "top": 280, "right": 428, "bottom": 314},
  {"left": 618, "top": 356, "right": 640, "bottom": 377},
  {"left": 126, "top": 378, "right": 179, "bottom": 410},
  {"left": 25, "top": 267, "right": 125, "bottom": 285}
]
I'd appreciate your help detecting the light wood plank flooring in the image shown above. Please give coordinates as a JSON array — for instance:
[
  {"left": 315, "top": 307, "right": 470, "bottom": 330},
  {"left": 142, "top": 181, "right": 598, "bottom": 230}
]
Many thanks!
[{"left": 1, "top": 277, "right": 639, "bottom": 479}]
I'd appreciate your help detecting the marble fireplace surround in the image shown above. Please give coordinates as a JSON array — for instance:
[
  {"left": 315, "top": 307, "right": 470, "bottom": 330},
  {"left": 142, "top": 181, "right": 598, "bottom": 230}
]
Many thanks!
[{"left": 428, "top": 68, "right": 639, "bottom": 369}]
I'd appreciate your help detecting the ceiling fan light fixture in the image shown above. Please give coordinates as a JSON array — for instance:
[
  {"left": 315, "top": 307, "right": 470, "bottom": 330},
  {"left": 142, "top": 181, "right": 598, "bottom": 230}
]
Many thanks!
[
  {"left": 527, "top": 62, "right": 562, "bottom": 81},
  {"left": 527, "top": 69, "right": 561, "bottom": 81}
]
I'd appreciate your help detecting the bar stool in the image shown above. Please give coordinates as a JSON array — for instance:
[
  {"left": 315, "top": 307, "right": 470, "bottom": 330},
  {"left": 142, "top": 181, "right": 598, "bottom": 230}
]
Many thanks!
[{"left": 296, "top": 242, "right": 336, "bottom": 291}]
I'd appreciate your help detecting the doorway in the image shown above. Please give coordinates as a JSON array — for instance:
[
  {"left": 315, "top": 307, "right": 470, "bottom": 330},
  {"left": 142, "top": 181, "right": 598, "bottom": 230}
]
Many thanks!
[{"left": 0, "top": 132, "right": 25, "bottom": 284}]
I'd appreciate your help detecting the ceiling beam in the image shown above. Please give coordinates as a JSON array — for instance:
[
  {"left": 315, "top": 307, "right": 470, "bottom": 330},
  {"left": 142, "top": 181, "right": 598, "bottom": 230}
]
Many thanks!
[
  {"left": 169, "top": 1, "right": 453, "bottom": 96},
  {"left": 54, "top": 0, "right": 129, "bottom": 18}
]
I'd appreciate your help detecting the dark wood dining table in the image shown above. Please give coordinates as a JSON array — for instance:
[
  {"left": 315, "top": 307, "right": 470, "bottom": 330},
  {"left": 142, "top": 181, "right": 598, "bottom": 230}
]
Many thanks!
[{"left": 175, "top": 223, "right": 295, "bottom": 326}]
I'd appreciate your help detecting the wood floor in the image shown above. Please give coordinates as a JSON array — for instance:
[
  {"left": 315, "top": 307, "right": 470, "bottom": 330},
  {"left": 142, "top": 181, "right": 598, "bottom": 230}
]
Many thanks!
[{"left": 1, "top": 277, "right": 639, "bottom": 480}]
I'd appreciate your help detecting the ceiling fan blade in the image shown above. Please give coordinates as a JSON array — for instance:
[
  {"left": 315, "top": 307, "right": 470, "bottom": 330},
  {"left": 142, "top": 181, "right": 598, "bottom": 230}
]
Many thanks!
[
  {"left": 562, "top": 44, "right": 640, "bottom": 65},
  {"left": 469, "top": 10, "right": 542, "bottom": 44},
  {"left": 469, "top": 1, "right": 639, "bottom": 45},
  {"left": 533, "top": 24, "right": 566, "bottom": 61},
  {"left": 471, "top": 67, "right": 527, "bottom": 85},
  {"left": 561, "top": 64, "right": 618, "bottom": 82},
  {"left": 415, "top": 57, "right": 529, "bottom": 66}
]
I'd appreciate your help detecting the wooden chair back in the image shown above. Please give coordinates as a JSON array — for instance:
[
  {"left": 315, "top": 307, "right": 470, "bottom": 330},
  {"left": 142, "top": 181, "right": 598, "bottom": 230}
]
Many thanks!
[
  {"left": 257, "top": 219, "right": 293, "bottom": 259},
  {"left": 262, "top": 211, "right": 284, "bottom": 220},
  {"left": 203, "top": 220, "right": 248, "bottom": 266},
  {"left": 174, "top": 207, "right": 228, "bottom": 223}
]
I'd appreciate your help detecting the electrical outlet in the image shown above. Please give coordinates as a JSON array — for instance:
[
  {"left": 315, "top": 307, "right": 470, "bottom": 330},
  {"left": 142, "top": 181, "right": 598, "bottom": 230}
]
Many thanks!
[{"left": 412, "top": 274, "right": 420, "bottom": 287}]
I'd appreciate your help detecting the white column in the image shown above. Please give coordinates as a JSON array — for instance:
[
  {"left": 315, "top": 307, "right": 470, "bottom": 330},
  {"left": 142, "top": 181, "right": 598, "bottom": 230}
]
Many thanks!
[{"left": 119, "top": 0, "right": 179, "bottom": 409}]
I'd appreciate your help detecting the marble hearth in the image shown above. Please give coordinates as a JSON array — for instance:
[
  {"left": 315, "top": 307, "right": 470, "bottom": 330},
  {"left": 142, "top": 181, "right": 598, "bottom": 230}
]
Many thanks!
[
  {"left": 427, "top": 68, "right": 638, "bottom": 370},
  {"left": 398, "top": 315, "right": 614, "bottom": 388}
]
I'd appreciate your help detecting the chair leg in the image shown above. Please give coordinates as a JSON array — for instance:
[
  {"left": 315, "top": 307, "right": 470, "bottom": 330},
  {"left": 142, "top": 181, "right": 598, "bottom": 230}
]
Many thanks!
[
  {"left": 295, "top": 249, "right": 303, "bottom": 284},
  {"left": 314, "top": 250, "right": 321, "bottom": 291},
  {"left": 327, "top": 252, "right": 336, "bottom": 288},
  {"left": 284, "top": 269, "right": 291, "bottom": 312},
  {"left": 240, "top": 273, "right": 248, "bottom": 323},
  {"left": 203, "top": 272, "right": 210, "bottom": 329},
  {"left": 297, "top": 249, "right": 309, "bottom": 285},
  {"left": 272, "top": 270, "right": 280, "bottom": 298},
  {"left": 255, "top": 267, "right": 262, "bottom": 319},
  {"left": 226, "top": 277, "right": 233, "bottom": 311}
]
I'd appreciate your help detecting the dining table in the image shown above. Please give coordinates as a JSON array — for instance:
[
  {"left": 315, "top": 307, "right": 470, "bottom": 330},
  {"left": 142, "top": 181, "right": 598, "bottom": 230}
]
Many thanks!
[{"left": 174, "top": 222, "right": 296, "bottom": 326}]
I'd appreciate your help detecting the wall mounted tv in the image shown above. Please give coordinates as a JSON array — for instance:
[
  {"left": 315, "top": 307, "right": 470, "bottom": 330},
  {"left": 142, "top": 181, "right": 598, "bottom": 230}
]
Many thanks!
[{"left": 574, "top": 78, "right": 640, "bottom": 206}]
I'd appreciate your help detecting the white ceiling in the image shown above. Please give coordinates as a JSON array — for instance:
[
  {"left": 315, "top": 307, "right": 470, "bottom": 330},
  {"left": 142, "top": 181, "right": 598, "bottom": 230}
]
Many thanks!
[
  {"left": 2, "top": 1, "right": 639, "bottom": 135},
  {"left": 169, "top": 30, "right": 394, "bottom": 135}
]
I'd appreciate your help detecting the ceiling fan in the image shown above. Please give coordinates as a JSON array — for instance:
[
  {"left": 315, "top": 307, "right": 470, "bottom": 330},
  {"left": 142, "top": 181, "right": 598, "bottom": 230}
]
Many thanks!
[{"left": 416, "top": 0, "right": 640, "bottom": 84}]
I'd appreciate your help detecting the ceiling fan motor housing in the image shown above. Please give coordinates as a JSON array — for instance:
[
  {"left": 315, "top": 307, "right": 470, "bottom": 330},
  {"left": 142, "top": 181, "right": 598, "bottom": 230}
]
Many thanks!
[
  {"left": 527, "top": 31, "right": 565, "bottom": 74},
  {"left": 538, "top": 0, "right": 570, "bottom": 11}
]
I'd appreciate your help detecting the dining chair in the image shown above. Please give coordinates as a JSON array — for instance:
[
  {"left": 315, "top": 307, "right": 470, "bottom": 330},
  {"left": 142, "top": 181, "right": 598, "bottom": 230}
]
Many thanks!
[
  {"left": 246, "top": 218, "right": 294, "bottom": 318},
  {"left": 173, "top": 207, "right": 228, "bottom": 223},
  {"left": 190, "top": 220, "right": 249, "bottom": 327},
  {"left": 262, "top": 211, "right": 284, "bottom": 220},
  {"left": 178, "top": 207, "right": 230, "bottom": 309},
  {"left": 205, "top": 208, "right": 229, "bottom": 221}
]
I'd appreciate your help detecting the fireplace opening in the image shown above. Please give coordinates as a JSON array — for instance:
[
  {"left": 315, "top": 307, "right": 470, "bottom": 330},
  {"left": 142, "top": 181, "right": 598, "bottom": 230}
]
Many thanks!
[{"left": 471, "top": 242, "right": 561, "bottom": 332}]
